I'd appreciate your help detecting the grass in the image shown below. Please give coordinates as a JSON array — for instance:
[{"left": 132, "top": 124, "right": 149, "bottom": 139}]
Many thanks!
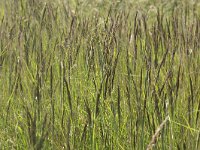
[{"left": 0, "top": 0, "right": 200, "bottom": 149}]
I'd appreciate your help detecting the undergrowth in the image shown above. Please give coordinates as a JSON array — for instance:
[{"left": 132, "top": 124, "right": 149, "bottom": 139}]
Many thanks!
[{"left": 0, "top": 0, "right": 200, "bottom": 149}]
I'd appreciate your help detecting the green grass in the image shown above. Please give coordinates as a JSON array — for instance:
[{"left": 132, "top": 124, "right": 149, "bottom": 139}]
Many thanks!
[{"left": 0, "top": 0, "right": 200, "bottom": 149}]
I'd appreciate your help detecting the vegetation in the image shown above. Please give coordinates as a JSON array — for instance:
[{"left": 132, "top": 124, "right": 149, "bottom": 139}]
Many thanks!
[{"left": 0, "top": 0, "right": 200, "bottom": 149}]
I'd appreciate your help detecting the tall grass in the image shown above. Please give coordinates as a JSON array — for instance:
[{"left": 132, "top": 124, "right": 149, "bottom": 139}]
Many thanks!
[{"left": 0, "top": 0, "right": 200, "bottom": 149}]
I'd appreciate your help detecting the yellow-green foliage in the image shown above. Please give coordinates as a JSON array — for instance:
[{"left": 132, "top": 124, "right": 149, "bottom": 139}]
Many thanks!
[{"left": 0, "top": 0, "right": 200, "bottom": 149}]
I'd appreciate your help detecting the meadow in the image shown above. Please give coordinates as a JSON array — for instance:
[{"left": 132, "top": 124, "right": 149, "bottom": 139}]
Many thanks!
[{"left": 0, "top": 0, "right": 200, "bottom": 149}]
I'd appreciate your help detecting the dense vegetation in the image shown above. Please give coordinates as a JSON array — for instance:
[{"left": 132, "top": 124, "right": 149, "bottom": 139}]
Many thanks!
[{"left": 0, "top": 0, "right": 200, "bottom": 149}]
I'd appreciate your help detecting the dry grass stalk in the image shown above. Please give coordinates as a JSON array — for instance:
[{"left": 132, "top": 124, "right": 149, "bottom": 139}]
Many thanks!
[{"left": 146, "top": 115, "right": 169, "bottom": 150}]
